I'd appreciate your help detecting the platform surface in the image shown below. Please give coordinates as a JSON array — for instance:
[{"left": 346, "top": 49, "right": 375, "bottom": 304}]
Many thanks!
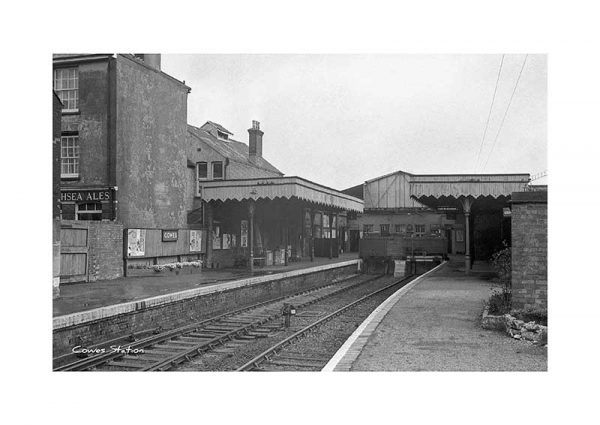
[
  {"left": 54, "top": 253, "right": 358, "bottom": 318},
  {"left": 327, "top": 260, "right": 547, "bottom": 371}
]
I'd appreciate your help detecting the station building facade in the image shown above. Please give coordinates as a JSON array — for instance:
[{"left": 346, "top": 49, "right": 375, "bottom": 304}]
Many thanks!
[
  {"left": 345, "top": 170, "right": 531, "bottom": 271},
  {"left": 53, "top": 54, "right": 362, "bottom": 283}
]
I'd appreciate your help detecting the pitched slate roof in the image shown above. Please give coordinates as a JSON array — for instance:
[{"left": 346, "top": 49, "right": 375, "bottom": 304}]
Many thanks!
[
  {"left": 201, "top": 121, "right": 234, "bottom": 136},
  {"left": 188, "top": 124, "right": 283, "bottom": 176}
]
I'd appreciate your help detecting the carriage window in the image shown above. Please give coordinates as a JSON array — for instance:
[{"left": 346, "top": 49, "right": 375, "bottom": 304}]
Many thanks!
[
  {"left": 415, "top": 224, "right": 426, "bottom": 235},
  {"left": 363, "top": 224, "right": 373, "bottom": 235}
]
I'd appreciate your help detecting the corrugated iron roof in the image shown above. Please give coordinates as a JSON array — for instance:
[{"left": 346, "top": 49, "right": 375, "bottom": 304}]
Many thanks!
[{"left": 188, "top": 125, "right": 283, "bottom": 176}]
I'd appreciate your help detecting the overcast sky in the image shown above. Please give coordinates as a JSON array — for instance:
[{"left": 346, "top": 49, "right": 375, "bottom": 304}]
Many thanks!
[{"left": 162, "top": 54, "right": 547, "bottom": 190}]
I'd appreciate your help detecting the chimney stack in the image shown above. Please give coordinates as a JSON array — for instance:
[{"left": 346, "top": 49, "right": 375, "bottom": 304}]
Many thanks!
[
  {"left": 134, "top": 54, "right": 161, "bottom": 71},
  {"left": 248, "top": 120, "right": 263, "bottom": 157}
]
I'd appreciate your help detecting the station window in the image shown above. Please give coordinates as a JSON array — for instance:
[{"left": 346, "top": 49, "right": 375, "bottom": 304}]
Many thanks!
[
  {"left": 61, "top": 134, "right": 80, "bottom": 178},
  {"left": 363, "top": 224, "right": 373, "bottom": 235},
  {"left": 322, "top": 214, "right": 331, "bottom": 238},
  {"left": 212, "top": 161, "right": 224, "bottom": 180},
  {"left": 197, "top": 162, "right": 208, "bottom": 180},
  {"left": 380, "top": 224, "right": 390, "bottom": 236},
  {"left": 76, "top": 203, "right": 102, "bottom": 221},
  {"left": 54, "top": 68, "right": 79, "bottom": 111},
  {"left": 395, "top": 224, "right": 406, "bottom": 234}
]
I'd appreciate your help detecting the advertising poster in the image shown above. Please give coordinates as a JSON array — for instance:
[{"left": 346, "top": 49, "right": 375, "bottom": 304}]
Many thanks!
[
  {"left": 127, "top": 229, "right": 146, "bottom": 257},
  {"left": 222, "top": 234, "right": 231, "bottom": 250},
  {"left": 212, "top": 226, "right": 221, "bottom": 250},
  {"left": 189, "top": 230, "right": 202, "bottom": 252},
  {"left": 240, "top": 220, "right": 248, "bottom": 248}
]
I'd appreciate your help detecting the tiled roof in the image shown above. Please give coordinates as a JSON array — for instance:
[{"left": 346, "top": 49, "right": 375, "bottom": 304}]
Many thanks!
[{"left": 188, "top": 125, "right": 283, "bottom": 176}]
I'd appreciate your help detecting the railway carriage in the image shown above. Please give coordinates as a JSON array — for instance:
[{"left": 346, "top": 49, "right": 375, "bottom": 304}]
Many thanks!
[{"left": 359, "top": 234, "right": 447, "bottom": 274}]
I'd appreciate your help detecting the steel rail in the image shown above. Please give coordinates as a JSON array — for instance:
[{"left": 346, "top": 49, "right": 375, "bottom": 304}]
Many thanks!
[
  {"left": 54, "top": 273, "right": 363, "bottom": 371},
  {"left": 55, "top": 273, "right": 382, "bottom": 372},
  {"left": 143, "top": 274, "right": 387, "bottom": 371},
  {"left": 236, "top": 274, "right": 414, "bottom": 371}
]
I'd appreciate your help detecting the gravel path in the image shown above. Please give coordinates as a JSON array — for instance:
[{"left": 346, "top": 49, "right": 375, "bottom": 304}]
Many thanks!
[{"left": 349, "top": 265, "right": 547, "bottom": 371}]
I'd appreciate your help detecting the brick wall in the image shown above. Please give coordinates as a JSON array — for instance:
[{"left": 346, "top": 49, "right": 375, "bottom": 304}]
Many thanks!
[
  {"left": 115, "top": 55, "right": 190, "bottom": 229},
  {"left": 511, "top": 191, "right": 547, "bottom": 309},
  {"left": 87, "top": 222, "right": 124, "bottom": 281},
  {"left": 53, "top": 263, "right": 356, "bottom": 356}
]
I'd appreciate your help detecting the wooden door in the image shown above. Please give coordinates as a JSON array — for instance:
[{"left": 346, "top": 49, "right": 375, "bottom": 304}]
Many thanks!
[{"left": 60, "top": 224, "right": 89, "bottom": 283}]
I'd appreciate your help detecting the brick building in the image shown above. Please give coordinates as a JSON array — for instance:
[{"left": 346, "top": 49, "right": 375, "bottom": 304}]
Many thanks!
[
  {"left": 53, "top": 54, "right": 362, "bottom": 283},
  {"left": 53, "top": 91, "right": 62, "bottom": 297},
  {"left": 511, "top": 191, "right": 547, "bottom": 309},
  {"left": 53, "top": 54, "right": 191, "bottom": 226},
  {"left": 187, "top": 120, "right": 362, "bottom": 269}
]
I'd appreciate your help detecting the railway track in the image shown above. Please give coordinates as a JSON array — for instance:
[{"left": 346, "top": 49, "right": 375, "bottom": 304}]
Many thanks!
[
  {"left": 236, "top": 274, "right": 415, "bottom": 371},
  {"left": 54, "top": 273, "right": 383, "bottom": 372}
]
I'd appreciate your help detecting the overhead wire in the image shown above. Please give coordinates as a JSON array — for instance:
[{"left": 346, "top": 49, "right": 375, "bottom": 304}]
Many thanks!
[
  {"left": 475, "top": 54, "right": 504, "bottom": 172},
  {"left": 482, "top": 54, "right": 529, "bottom": 172}
]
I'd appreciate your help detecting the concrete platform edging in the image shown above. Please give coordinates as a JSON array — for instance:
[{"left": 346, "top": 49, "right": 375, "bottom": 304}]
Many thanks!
[
  {"left": 53, "top": 260, "right": 361, "bottom": 330},
  {"left": 321, "top": 261, "right": 446, "bottom": 372}
]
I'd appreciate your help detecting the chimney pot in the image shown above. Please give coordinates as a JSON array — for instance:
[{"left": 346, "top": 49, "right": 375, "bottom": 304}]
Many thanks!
[
  {"left": 134, "top": 54, "right": 161, "bottom": 71},
  {"left": 248, "top": 120, "right": 264, "bottom": 157}
]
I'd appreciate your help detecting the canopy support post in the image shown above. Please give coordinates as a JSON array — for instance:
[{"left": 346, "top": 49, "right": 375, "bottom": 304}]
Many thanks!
[{"left": 461, "top": 197, "right": 473, "bottom": 275}]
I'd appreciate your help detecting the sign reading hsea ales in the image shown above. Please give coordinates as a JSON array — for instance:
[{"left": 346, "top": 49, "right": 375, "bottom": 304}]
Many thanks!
[
  {"left": 61, "top": 189, "right": 112, "bottom": 202},
  {"left": 162, "top": 229, "right": 178, "bottom": 242}
]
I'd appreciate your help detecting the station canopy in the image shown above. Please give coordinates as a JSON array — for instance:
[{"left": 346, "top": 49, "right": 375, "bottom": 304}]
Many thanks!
[
  {"left": 201, "top": 176, "right": 364, "bottom": 212},
  {"left": 409, "top": 173, "right": 530, "bottom": 211}
]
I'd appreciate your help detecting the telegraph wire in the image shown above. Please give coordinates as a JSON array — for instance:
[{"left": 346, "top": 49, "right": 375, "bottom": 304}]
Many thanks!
[
  {"left": 482, "top": 54, "right": 529, "bottom": 172},
  {"left": 475, "top": 54, "right": 504, "bottom": 172}
]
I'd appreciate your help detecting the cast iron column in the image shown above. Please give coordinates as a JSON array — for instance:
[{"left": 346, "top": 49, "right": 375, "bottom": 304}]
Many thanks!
[
  {"left": 206, "top": 202, "right": 213, "bottom": 269},
  {"left": 310, "top": 208, "right": 314, "bottom": 262},
  {"left": 461, "top": 197, "right": 473, "bottom": 275},
  {"left": 329, "top": 213, "right": 334, "bottom": 259},
  {"left": 249, "top": 201, "right": 255, "bottom": 273}
]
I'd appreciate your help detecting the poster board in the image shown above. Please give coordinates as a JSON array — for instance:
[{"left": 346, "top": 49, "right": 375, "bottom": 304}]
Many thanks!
[
  {"left": 222, "top": 234, "right": 231, "bottom": 250},
  {"left": 189, "top": 230, "right": 202, "bottom": 252},
  {"left": 212, "top": 226, "right": 222, "bottom": 250},
  {"left": 127, "top": 229, "right": 146, "bottom": 257},
  {"left": 240, "top": 220, "right": 248, "bottom": 248}
]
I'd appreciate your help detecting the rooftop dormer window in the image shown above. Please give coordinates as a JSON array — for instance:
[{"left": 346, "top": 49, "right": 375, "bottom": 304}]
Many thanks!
[{"left": 217, "top": 130, "right": 229, "bottom": 141}]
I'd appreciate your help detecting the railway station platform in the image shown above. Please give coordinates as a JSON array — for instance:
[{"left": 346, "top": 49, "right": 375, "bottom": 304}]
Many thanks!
[
  {"left": 324, "top": 258, "right": 547, "bottom": 371},
  {"left": 54, "top": 253, "right": 359, "bottom": 317}
]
